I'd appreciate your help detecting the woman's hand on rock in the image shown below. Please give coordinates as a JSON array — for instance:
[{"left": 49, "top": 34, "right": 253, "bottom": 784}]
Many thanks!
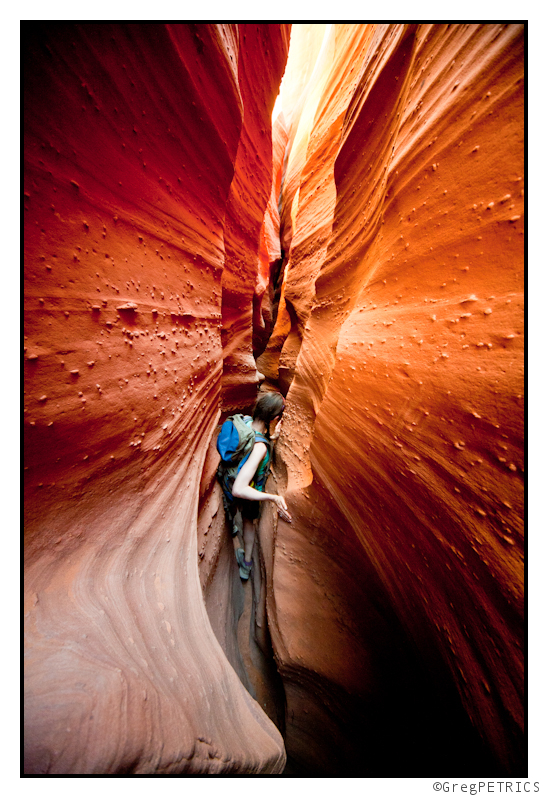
[{"left": 273, "top": 494, "right": 292, "bottom": 522}]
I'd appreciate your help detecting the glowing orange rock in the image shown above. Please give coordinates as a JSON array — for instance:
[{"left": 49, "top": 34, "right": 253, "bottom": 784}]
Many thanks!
[{"left": 269, "top": 23, "right": 524, "bottom": 775}]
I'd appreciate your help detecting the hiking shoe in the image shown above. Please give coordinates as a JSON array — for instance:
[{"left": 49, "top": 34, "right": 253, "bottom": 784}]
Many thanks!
[{"left": 235, "top": 548, "right": 252, "bottom": 581}]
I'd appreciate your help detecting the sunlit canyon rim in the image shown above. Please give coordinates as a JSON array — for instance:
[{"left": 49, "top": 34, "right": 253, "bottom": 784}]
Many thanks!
[{"left": 24, "top": 23, "right": 524, "bottom": 775}]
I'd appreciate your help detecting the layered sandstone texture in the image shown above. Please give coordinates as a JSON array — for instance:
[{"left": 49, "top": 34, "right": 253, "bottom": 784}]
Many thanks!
[
  {"left": 24, "top": 23, "right": 290, "bottom": 774},
  {"left": 265, "top": 24, "right": 524, "bottom": 775}
]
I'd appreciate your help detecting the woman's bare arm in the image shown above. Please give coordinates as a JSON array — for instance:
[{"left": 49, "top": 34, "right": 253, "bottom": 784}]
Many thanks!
[
  {"left": 232, "top": 441, "right": 292, "bottom": 521},
  {"left": 232, "top": 442, "right": 267, "bottom": 500}
]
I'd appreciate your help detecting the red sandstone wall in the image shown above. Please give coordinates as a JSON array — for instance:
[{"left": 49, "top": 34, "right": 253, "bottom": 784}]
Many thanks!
[
  {"left": 23, "top": 23, "right": 289, "bottom": 774},
  {"left": 269, "top": 23, "right": 524, "bottom": 774},
  {"left": 221, "top": 25, "right": 291, "bottom": 411}
]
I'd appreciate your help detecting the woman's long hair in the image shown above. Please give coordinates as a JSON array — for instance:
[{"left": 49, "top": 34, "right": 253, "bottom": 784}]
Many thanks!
[{"left": 252, "top": 392, "right": 285, "bottom": 425}]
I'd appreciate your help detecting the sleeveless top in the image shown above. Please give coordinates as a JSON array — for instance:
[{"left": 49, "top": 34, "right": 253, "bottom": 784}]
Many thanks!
[{"left": 244, "top": 418, "right": 271, "bottom": 492}]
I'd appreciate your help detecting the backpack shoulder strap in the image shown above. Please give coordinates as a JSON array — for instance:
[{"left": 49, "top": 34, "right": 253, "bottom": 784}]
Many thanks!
[{"left": 228, "top": 415, "right": 255, "bottom": 460}]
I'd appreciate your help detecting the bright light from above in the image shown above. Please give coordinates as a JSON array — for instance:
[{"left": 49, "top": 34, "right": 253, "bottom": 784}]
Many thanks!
[{"left": 272, "top": 91, "right": 283, "bottom": 122}]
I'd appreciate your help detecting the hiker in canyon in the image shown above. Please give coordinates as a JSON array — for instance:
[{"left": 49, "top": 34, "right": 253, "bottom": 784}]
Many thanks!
[{"left": 218, "top": 391, "right": 292, "bottom": 580}]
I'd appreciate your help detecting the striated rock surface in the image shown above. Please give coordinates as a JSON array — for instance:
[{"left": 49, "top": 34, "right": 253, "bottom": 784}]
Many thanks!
[
  {"left": 220, "top": 25, "right": 291, "bottom": 411},
  {"left": 24, "top": 23, "right": 289, "bottom": 774},
  {"left": 268, "top": 23, "right": 524, "bottom": 775}
]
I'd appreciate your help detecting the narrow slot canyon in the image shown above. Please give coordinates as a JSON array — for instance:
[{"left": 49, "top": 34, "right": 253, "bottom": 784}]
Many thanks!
[{"left": 24, "top": 23, "right": 524, "bottom": 776}]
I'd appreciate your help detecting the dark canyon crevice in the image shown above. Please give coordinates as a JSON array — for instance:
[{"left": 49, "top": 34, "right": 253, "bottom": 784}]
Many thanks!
[{"left": 24, "top": 23, "right": 524, "bottom": 776}]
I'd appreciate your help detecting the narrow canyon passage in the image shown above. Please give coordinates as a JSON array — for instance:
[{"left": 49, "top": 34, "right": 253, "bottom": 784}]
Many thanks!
[{"left": 24, "top": 24, "right": 524, "bottom": 776}]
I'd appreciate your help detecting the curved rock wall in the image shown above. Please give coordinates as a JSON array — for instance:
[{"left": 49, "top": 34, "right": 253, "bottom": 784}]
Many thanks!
[
  {"left": 269, "top": 23, "right": 524, "bottom": 775},
  {"left": 24, "top": 23, "right": 289, "bottom": 774}
]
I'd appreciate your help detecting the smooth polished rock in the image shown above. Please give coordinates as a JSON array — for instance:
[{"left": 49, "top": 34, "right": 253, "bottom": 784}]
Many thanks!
[{"left": 24, "top": 22, "right": 289, "bottom": 775}]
